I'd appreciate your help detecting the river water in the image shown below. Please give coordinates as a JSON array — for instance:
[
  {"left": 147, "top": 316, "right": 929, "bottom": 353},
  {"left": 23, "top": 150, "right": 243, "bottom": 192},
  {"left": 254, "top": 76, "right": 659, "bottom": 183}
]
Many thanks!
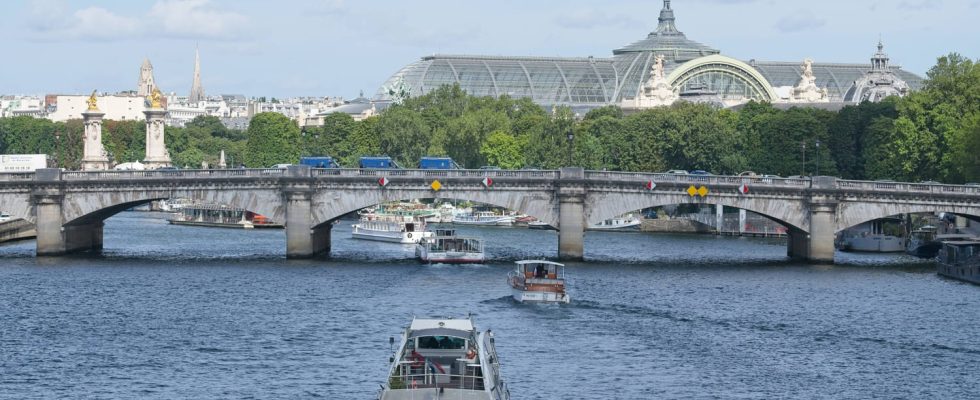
[{"left": 1, "top": 212, "right": 977, "bottom": 399}]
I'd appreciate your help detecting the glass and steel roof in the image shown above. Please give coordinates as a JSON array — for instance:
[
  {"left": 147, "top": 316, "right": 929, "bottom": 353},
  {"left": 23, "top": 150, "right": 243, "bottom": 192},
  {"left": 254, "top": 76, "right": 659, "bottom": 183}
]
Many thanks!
[{"left": 375, "top": 0, "right": 923, "bottom": 109}]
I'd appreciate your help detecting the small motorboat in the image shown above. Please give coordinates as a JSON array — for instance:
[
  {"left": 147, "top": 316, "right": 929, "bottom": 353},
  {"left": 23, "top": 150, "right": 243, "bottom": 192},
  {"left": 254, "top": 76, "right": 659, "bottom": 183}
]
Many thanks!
[
  {"left": 507, "top": 260, "right": 570, "bottom": 304},
  {"left": 415, "top": 229, "right": 486, "bottom": 264}
]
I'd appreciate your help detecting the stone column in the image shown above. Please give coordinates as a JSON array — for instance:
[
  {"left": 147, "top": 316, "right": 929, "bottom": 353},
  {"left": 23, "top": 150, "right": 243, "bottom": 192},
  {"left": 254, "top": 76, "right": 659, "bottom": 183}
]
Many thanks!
[
  {"left": 143, "top": 108, "right": 171, "bottom": 169},
  {"left": 738, "top": 209, "right": 747, "bottom": 235},
  {"left": 788, "top": 177, "right": 839, "bottom": 263},
  {"left": 284, "top": 165, "right": 328, "bottom": 259},
  {"left": 558, "top": 167, "right": 586, "bottom": 261},
  {"left": 80, "top": 110, "right": 110, "bottom": 171},
  {"left": 33, "top": 168, "right": 103, "bottom": 256},
  {"left": 716, "top": 204, "right": 724, "bottom": 233}
]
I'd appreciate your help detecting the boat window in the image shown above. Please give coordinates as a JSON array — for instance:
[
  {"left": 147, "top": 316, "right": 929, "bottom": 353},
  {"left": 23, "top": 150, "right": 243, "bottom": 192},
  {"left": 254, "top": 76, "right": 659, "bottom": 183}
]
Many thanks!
[{"left": 417, "top": 336, "right": 465, "bottom": 350}]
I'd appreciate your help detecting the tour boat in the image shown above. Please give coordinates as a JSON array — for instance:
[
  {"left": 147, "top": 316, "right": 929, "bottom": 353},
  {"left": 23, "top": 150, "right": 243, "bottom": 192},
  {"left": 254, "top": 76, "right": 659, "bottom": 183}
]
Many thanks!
[
  {"left": 588, "top": 214, "right": 642, "bottom": 230},
  {"left": 836, "top": 218, "right": 906, "bottom": 252},
  {"left": 352, "top": 214, "right": 433, "bottom": 244},
  {"left": 377, "top": 316, "right": 510, "bottom": 400},
  {"left": 159, "top": 198, "right": 192, "bottom": 213},
  {"left": 453, "top": 211, "right": 514, "bottom": 226},
  {"left": 507, "top": 260, "right": 570, "bottom": 304},
  {"left": 415, "top": 229, "right": 486, "bottom": 264},
  {"left": 168, "top": 204, "right": 283, "bottom": 229},
  {"left": 936, "top": 240, "right": 980, "bottom": 285}
]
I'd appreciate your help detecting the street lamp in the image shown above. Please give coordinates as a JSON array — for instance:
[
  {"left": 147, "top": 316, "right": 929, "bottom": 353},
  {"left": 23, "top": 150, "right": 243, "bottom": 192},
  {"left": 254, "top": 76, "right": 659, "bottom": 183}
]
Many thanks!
[
  {"left": 801, "top": 141, "right": 806, "bottom": 177},
  {"left": 814, "top": 139, "right": 821, "bottom": 177},
  {"left": 566, "top": 129, "right": 574, "bottom": 166}
]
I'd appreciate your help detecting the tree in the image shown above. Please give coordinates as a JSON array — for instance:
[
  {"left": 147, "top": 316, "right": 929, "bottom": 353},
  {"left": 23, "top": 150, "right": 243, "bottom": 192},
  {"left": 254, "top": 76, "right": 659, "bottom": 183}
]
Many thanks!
[
  {"left": 480, "top": 131, "right": 525, "bottom": 169},
  {"left": 244, "top": 112, "right": 301, "bottom": 167}
]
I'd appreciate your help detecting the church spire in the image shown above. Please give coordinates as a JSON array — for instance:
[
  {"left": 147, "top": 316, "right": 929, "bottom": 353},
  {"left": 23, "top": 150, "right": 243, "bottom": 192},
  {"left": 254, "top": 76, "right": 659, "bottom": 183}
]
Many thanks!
[
  {"left": 189, "top": 46, "right": 205, "bottom": 103},
  {"left": 655, "top": 0, "right": 682, "bottom": 36}
]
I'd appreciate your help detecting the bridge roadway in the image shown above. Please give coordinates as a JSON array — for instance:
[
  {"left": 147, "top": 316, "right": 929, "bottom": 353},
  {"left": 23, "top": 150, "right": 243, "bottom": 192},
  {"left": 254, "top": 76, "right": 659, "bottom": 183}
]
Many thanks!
[{"left": 1, "top": 166, "right": 979, "bottom": 262}]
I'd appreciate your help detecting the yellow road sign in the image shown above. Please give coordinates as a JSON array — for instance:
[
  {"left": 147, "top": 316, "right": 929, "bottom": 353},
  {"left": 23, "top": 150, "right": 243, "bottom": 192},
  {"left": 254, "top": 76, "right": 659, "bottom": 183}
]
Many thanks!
[
  {"left": 687, "top": 185, "right": 697, "bottom": 197},
  {"left": 430, "top": 180, "right": 442, "bottom": 191},
  {"left": 698, "top": 186, "right": 708, "bottom": 197}
]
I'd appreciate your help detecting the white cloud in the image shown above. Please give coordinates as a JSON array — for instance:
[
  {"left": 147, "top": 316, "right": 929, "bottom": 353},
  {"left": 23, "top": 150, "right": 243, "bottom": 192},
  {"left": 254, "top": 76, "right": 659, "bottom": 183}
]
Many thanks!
[
  {"left": 26, "top": 0, "right": 140, "bottom": 40},
  {"left": 148, "top": 0, "right": 248, "bottom": 39},
  {"left": 774, "top": 12, "right": 826, "bottom": 33},
  {"left": 555, "top": 9, "right": 643, "bottom": 30}
]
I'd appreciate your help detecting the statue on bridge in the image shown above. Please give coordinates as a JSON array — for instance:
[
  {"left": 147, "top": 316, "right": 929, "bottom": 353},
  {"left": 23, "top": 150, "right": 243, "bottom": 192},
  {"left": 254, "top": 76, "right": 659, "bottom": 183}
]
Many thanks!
[{"left": 86, "top": 90, "right": 99, "bottom": 111}]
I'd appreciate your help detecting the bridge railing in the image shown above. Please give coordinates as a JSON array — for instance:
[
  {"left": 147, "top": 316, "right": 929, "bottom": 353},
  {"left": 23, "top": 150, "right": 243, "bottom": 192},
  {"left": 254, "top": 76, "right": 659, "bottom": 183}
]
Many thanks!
[
  {"left": 583, "top": 171, "right": 811, "bottom": 187},
  {"left": 837, "top": 180, "right": 980, "bottom": 194},
  {"left": 312, "top": 168, "right": 560, "bottom": 179},
  {"left": 60, "top": 168, "right": 287, "bottom": 180},
  {"left": 0, "top": 172, "right": 36, "bottom": 181}
]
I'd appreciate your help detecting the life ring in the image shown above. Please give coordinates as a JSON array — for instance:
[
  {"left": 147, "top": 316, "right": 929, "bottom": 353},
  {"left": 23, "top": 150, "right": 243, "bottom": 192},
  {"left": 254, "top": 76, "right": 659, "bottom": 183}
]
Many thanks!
[
  {"left": 408, "top": 232, "right": 413, "bottom": 239},
  {"left": 466, "top": 349, "right": 476, "bottom": 359}
]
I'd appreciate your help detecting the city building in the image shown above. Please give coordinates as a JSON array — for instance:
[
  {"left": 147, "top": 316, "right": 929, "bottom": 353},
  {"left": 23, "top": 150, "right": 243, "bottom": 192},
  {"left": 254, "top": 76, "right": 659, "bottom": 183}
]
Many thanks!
[
  {"left": 137, "top": 58, "right": 157, "bottom": 97},
  {"left": 376, "top": 0, "right": 922, "bottom": 112},
  {"left": 1, "top": 96, "right": 45, "bottom": 118},
  {"left": 45, "top": 93, "right": 149, "bottom": 122}
]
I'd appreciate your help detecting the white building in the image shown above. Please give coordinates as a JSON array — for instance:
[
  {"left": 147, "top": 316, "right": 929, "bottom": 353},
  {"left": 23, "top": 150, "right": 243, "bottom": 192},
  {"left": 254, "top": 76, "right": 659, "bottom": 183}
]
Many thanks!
[
  {"left": 0, "top": 96, "right": 45, "bottom": 118},
  {"left": 45, "top": 93, "right": 148, "bottom": 122}
]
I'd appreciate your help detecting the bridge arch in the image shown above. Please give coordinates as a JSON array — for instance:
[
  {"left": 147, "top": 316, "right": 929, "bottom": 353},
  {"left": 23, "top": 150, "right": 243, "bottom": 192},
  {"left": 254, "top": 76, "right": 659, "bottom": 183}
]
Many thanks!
[
  {"left": 310, "top": 186, "right": 558, "bottom": 229},
  {"left": 586, "top": 190, "right": 809, "bottom": 232},
  {"left": 60, "top": 186, "right": 285, "bottom": 227},
  {"left": 837, "top": 202, "right": 980, "bottom": 233}
]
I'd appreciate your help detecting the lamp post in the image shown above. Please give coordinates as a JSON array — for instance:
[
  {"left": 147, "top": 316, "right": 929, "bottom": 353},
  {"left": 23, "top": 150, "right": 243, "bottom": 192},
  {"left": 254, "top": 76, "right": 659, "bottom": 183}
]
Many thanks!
[
  {"left": 566, "top": 129, "right": 574, "bottom": 167},
  {"left": 814, "top": 139, "right": 821, "bottom": 177},
  {"left": 801, "top": 141, "right": 806, "bottom": 177}
]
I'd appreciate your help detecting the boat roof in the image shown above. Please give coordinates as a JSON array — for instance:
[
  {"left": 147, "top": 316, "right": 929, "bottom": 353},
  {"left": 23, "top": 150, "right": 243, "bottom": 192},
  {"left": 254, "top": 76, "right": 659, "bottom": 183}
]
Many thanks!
[
  {"left": 410, "top": 317, "right": 474, "bottom": 332},
  {"left": 944, "top": 240, "right": 980, "bottom": 246},
  {"left": 937, "top": 234, "right": 976, "bottom": 239},
  {"left": 516, "top": 260, "right": 564, "bottom": 267}
]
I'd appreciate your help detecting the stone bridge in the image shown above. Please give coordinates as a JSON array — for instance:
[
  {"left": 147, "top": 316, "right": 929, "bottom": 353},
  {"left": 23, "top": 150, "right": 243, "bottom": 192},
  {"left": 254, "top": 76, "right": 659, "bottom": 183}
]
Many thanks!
[{"left": 1, "top": 167, "right": 979, "bottom": 262}]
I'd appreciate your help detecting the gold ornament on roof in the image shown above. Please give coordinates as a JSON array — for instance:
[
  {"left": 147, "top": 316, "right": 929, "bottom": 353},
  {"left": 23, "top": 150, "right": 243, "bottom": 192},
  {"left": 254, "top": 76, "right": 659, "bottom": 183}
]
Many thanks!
[
  {"left": 86, "top": 90, "right": 99, "bottom": 111},
  {"left": 148, "top": 87, "right": 163, "bottom": 108}
]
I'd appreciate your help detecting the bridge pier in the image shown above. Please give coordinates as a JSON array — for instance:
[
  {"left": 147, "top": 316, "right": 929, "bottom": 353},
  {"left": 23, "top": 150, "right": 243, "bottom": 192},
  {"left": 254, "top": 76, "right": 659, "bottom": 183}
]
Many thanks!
[
  {"left": 558, "top": 168, "right": 586, "bottom": 261},
  {"left": 787, "top": 177, "right": 839, "bottom": 263},
  {"left": 284, "top": 166, "right": 330, "bottom": 259},
  {"left": 34, "top": 191, "right": 104, "bottom": 256}
]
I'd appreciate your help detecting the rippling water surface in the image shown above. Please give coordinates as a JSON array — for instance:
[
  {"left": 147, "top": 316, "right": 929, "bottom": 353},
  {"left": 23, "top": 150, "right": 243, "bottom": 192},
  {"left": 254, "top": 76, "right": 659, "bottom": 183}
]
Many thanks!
[{"left": 1, "top": 212, "right": 978, "bottom": 399}]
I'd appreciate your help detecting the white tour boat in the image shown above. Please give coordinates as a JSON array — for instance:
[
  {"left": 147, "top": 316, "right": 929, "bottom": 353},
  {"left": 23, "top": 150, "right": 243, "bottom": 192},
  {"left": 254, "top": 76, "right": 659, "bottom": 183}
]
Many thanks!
[
  {"left": 507, "top": 260, "right": 570, "bottom": 304},
  {"left": 588, "top": 213, "right": 642, "bottom": 230},
  {"left": 352, "top": 214, "right": 433, "bottom": 244},
  {"left": 836, "top": 218, "right": 906, "bottom": 252},
  {"left": 378, "top": 316, "right": 510, "bottom": 400},
  {"left": 453, "top": 211, "right": 515, "bottom": 226},
  {"left": 416, "top": 229, "right": 486, "bottom": 264}
]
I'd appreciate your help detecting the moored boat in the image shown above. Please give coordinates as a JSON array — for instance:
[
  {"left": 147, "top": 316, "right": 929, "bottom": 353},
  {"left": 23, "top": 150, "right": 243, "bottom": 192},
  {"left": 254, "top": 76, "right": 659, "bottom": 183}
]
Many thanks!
[
  {"left": 527, "top": 221, "right": 557, "bottom": 230},
  {"left": 378, "top": 316, "right": 510, "bottom": 400},
  {"left": 168, "top": 203, "right": 283, "bottom": 229},
  {"left": 906, "top": 225, "right": 940, "bottom": 258},
  {"left": 836, "top": 218, "right": 906, "bottom": 252},
  {"left": 415, "top": 229, "right": 486, "bottom": 264},
  {"left": 352, "top": 214, "right": 433, "bottom": 244},
  {"left": 453, "top": 211, "right": 514, "bottom": 226},
  {"left": 936, "top": 240, "right": 980, "bottom": 285},
  {"left": 588, "top": 213, "right": 641, "bottom": 231},
  {"left": 507, "top": 260, "right": 570, "bottom": 304}
]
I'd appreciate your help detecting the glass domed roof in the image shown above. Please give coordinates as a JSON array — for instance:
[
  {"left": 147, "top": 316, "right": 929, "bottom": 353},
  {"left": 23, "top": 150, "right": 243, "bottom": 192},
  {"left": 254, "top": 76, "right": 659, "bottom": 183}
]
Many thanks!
[{"left": 612, "top": 0, "right": 719, "bottom": 62}]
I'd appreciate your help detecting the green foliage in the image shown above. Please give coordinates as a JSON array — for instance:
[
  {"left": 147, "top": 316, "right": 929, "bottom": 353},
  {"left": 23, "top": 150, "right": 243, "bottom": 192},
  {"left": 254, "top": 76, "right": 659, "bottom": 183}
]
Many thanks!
[
  {"left": 244, "top": 112, "right": 301, "bottom": 167},
  {"left": 480, "top": 131, "right": 525, "bottom": 169}
]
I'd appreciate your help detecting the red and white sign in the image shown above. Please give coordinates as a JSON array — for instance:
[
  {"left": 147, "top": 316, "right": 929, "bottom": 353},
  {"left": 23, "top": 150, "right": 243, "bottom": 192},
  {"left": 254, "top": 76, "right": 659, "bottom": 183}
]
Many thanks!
[
  {"left": 738, "top": 184, "right": 749, "bottom": 195},
  {"left": 378, "top": 176, "right": 389, "bottom": 187},
  {"left": 645, "top": 181, "right": 657, "bottom": 190},
  {"left": 482, "top": 177, "right": 494, "bottom": 187}
]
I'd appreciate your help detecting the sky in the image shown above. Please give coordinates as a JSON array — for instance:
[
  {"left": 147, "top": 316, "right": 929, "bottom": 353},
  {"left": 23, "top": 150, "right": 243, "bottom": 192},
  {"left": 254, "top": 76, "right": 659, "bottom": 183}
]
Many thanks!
[{"left": 2, "top": 0, "right": 979, "bottom": 99}]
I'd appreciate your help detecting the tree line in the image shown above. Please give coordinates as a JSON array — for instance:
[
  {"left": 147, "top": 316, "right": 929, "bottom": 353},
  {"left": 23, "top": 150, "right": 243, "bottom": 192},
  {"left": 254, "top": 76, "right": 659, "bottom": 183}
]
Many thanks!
[{"left": 1, "top": 53, "right": 977, "bottom": 182}]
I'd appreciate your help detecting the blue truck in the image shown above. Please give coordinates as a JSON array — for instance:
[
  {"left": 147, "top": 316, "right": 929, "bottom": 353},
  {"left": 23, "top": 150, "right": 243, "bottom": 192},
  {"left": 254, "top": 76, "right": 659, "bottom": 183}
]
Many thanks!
[
  {"left": 358, "top": 156, "right": 401, "bottom": 169},
  {"left": 418, "top": 157, "right": 460, "bottom": 170},
  {"left": 300, "top": 156, "right": 340, "bottom": 168}
]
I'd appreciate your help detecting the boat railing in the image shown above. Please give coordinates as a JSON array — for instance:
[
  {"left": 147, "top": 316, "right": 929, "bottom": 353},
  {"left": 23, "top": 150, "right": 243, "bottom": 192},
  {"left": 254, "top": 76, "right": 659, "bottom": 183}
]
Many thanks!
[{"left": 386, "top": 372, "right": 485, "bottom": 392}]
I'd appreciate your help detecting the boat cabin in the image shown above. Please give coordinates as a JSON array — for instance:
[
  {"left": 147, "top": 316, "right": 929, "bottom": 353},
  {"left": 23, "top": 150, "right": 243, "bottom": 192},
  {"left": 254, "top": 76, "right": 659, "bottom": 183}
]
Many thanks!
[
  {"left": 515, "top": 260, "right": 564, "bottom": 280},
  {"left": 939, "top": 241, "right": 980, "bottom": 266},
  {"left": 392, "top": 318, "right": 485, "bottom": 390}
]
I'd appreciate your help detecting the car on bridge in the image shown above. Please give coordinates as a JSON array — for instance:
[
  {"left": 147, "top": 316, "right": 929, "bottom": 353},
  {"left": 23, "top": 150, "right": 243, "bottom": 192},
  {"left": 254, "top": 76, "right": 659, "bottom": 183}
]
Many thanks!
[{"left": 665, "top": 169, "right": 688, "bottom": 175}]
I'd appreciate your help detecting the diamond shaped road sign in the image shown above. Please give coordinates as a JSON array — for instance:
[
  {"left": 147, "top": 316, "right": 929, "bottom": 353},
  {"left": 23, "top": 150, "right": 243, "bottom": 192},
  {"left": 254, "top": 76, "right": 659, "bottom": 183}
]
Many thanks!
[
  {"left": 378, "top": 176, "right": 389, "bottom": 187},
  {"left": 687, "top": 185, "right": 698, "bottom": 197},
  {"left": 482, "top": 177, "right": 494, "bottom": 187},
  {"left": 697, "top": 186, "right": 709, "bottom": 197},
  {"left": 738, "top": 184, "right": 749, "bottom": 195},
  {"left": 645, "top": 181, "right": 656, "bottom": 190},
  {"left": 430, "top": 180, "right": 442, "bottom": 191}
]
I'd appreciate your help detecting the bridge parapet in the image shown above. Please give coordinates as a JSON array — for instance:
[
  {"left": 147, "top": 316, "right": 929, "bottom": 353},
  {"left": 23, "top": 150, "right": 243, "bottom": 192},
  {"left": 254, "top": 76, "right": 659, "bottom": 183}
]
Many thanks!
[
  {"left": 0, "top": 172, "right": 36, "bottom": 182},
  {"left": 60, "top": 168, "right": 288, "bottom": 181},
  {"left": 583, "top": 171, "right": 811, "bottom": 188},
  {"left": 836, "top": 179, "right": 980, "bottom": 194},
  {"left": 312, "top": 168, "right": 560, "bottom": 179}
]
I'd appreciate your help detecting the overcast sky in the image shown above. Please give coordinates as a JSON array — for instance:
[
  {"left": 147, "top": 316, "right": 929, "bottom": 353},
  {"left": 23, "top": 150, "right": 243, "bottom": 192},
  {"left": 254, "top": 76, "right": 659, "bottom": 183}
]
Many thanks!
[{"left": 3, "top": 0, "right": 978, "bottom": 99}]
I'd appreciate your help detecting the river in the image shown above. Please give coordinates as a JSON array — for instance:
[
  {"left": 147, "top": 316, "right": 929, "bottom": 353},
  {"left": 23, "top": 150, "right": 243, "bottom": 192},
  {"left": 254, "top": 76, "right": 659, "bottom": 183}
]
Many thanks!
[{"left": 1, "top": 212, "right": 977, "bottom": 399}]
